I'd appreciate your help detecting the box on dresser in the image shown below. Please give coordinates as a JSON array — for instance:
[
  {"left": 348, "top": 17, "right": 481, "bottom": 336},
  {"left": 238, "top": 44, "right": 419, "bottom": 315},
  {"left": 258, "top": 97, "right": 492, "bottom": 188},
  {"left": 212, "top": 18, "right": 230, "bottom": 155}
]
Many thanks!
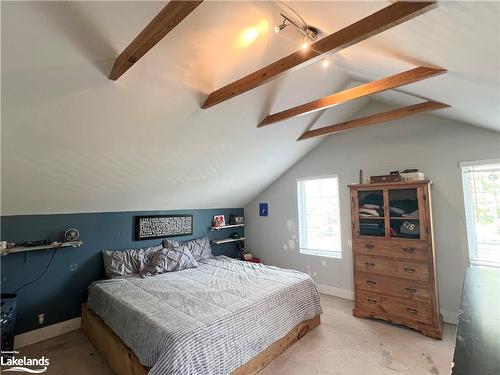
[{"left": 349, "top": 180, "right": 442, "bottom": 339}]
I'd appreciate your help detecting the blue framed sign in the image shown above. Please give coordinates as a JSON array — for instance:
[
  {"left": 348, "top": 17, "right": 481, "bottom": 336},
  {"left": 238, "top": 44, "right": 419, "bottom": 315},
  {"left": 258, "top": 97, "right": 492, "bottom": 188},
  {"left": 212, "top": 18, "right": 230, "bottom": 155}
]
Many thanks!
[{"left": 259, "top": 203, "right": 269, "bottom": 217}]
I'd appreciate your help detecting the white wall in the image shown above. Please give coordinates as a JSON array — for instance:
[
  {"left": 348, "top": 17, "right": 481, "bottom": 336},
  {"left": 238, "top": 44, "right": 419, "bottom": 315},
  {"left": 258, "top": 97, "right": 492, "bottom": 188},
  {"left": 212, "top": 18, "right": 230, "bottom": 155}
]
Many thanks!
[{"left": 245, "top": 101, "right": 500, "bottom": 322}]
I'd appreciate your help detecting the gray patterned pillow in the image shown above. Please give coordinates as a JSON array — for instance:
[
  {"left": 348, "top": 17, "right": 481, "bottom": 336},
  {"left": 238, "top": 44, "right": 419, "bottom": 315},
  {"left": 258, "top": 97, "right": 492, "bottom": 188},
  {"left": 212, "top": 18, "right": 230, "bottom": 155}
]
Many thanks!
[
  {"left": 102, "top": 245, "right": 162, "bottom": 278},
  {"left": 140, "top": 245, "right": 198, "bottom": 277},
  {"left": 162, "top": 236, "right": 212, "bottom": 261}
]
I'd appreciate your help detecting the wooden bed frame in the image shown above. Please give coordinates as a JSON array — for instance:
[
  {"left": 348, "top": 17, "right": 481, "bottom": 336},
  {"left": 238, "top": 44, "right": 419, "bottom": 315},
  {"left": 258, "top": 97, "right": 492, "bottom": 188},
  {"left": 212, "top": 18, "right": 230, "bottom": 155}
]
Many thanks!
[{"left": 81, "top": 304, "right": 320, "bottom": 375}]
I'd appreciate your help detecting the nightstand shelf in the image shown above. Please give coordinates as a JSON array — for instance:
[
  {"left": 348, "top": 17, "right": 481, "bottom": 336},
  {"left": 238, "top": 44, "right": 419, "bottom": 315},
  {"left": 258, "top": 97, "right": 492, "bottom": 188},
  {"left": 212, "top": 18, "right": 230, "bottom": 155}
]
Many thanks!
[
  {"left": 211, "top": 237, "right": 246, "bottom": 245},
  {"left": 210, "top": 224, "right": 245, "bottom": 231},
  {"left": 1, "top": 240, "right": 83, "bottom": 256}
]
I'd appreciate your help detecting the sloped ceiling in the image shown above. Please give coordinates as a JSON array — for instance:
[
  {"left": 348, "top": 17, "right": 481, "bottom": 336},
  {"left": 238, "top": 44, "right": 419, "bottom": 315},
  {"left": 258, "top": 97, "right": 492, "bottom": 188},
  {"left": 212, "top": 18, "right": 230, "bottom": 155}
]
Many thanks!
[
  {"left": 292, "top": 1, "right": 500, "bottom": 131},
  {"left": 1, "top": 1, "right": 499, "bottom": 215}
]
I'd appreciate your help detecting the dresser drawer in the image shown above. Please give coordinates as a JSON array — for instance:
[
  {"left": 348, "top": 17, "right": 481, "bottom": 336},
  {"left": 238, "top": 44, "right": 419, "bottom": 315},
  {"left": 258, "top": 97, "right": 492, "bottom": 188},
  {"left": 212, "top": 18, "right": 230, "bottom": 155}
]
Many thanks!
[
  {"left": 354, "top": 239, "right": 429, "bottom": 261},
  {"left": 357, "top": 290, "right": 434, "bottom": 324},
  {"left": 356, "top": 255, "right": 430, "bottom": 281},
  {"left": 355, "top": 272, "right": 431, "bottom": 300}
]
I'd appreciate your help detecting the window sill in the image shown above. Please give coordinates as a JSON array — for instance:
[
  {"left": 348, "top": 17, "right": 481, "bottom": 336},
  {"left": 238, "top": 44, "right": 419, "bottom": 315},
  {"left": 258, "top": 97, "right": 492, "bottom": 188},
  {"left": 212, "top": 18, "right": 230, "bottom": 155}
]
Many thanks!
[
  {"left": 300, "top": 249, "right": 342, "bottom": 259},
  {"left": 471, "top": 260, "right": 500, "bottom": 269}
]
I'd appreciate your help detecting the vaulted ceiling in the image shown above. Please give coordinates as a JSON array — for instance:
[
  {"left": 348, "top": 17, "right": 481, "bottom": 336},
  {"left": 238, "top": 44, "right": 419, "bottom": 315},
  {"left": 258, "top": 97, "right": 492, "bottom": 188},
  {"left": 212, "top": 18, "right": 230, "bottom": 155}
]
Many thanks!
[{"left": 1, "top": 1, "right": 499, "bottom": 215}]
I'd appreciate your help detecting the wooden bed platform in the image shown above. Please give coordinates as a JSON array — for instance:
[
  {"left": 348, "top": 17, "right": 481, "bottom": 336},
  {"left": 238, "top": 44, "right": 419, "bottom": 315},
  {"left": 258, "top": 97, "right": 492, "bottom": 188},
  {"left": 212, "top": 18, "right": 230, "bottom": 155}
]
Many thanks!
[{"left": 81, "top": 304, "right": 320, "bottom": 375}]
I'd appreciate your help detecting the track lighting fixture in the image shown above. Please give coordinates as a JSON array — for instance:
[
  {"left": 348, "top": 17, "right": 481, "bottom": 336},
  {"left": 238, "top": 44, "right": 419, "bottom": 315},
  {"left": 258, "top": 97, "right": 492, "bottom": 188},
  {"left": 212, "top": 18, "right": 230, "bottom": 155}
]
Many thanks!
[
  {"left": 274, "top": 13, "right": 319, "bottom": 43},
  {"left": 274, "top": 19, "right": 288, "bottom": 34}
]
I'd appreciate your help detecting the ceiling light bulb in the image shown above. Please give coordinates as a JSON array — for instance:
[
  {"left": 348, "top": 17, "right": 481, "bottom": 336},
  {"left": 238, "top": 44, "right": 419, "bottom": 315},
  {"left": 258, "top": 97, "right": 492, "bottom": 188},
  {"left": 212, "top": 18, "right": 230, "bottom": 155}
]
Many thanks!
[
  {"left": 321, "top": 58, "right": 330, "bottom": 68},
  {"left": 301, "top": 42, "right": 309, "bottom": 50},
  {"left": 238, "top": 26, "right": 259, "bottom": 47}
]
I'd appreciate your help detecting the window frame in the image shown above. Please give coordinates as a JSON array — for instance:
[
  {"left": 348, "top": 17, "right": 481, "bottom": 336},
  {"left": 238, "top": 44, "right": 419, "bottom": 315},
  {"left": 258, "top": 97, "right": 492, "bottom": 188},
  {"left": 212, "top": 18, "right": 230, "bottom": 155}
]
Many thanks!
[
  {"left": 296, "top": 174, "right": 342, "bottom": 259},
  {"left": 460, "top": 158, "right": 500, "bottom": 268}
]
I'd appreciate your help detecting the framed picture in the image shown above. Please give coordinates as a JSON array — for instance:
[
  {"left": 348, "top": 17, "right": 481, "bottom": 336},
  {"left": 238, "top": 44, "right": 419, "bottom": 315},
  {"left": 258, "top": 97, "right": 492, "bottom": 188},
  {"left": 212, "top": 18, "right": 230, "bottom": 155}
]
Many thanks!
[
  {"left": 212, "top": 215, "right": 226, "bottom": 228},
  {"left": 259, "top": 203, "right": 269, "bottom": 217},
  {"left": 135, "top": 215, "right": 193, "bottom": 241}
]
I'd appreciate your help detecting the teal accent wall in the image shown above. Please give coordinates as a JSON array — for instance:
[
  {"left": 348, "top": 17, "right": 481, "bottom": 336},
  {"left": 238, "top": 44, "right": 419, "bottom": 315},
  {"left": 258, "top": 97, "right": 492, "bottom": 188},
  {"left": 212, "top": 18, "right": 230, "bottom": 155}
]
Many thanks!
[{"left": 0, "top": 208, "right": 244, "bottom": 334}]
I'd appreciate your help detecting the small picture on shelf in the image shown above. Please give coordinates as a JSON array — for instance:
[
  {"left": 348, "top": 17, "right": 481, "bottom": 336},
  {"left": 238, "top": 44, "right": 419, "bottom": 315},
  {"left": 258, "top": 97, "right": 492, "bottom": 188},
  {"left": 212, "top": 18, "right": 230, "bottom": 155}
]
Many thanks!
[{"left": 212, "top": 215, "right": 226, "bottom": 228}]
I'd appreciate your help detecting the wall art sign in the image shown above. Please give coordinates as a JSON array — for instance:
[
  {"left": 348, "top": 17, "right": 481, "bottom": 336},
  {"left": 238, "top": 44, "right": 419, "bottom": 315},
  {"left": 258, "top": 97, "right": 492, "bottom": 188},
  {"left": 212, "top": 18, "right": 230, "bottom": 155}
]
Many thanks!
[{"left": 135, "top": 215, "right": 193, "bottom": 240}]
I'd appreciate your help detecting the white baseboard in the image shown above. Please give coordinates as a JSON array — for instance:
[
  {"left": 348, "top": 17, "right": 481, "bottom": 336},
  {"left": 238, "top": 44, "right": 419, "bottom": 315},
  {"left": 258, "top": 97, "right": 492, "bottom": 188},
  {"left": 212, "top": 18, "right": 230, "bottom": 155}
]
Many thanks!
[
  {"left": 14, "top": 317, "right": 81, "bottom": 349},
  {"left": 317, "top": 283, "right": 458, "bottom": 325},
  {"left": 317, "top": 283, "right": 355, "bottom": 300},
  {"left": 441, "top": 309, "right": 459, "bottom": 325}
]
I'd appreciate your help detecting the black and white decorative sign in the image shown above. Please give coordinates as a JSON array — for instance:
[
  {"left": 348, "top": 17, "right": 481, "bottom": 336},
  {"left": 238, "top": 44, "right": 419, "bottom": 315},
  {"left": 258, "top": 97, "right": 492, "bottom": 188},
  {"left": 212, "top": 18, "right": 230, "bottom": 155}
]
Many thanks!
[{"left": 135, "top": 215, "right": 193, "bottom": 240}]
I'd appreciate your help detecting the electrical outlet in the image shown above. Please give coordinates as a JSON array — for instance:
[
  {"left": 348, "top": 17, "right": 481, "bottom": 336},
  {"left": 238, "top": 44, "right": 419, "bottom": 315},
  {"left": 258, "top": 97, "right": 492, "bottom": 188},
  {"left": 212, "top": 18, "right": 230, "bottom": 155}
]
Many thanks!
[
  {"left": 70, "top": 264, "right": 78, "bottom": 271},
  {"left": 37, "top": 313, "right": 45, "bottom": 325}
]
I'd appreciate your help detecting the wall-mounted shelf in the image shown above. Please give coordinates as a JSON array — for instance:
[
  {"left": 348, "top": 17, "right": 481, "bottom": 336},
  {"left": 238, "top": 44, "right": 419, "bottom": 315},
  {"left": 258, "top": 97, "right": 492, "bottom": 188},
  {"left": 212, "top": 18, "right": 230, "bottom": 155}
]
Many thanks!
[
  {"left": 210, "top": 224, "right": 245, "bottom": 231},
  {"left": 211, "top": 237, "right": 245, "bottom": 245},
  {"left": 0, "top": 240, "right": 83, "bottom": 256}
]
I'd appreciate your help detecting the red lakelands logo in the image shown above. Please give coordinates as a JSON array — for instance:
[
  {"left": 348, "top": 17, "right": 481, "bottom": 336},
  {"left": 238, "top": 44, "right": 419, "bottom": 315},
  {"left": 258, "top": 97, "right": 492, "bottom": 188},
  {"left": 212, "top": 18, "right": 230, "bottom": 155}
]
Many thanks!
[{"left": 1, "top": 352, "right": 49, "bottom": 373}]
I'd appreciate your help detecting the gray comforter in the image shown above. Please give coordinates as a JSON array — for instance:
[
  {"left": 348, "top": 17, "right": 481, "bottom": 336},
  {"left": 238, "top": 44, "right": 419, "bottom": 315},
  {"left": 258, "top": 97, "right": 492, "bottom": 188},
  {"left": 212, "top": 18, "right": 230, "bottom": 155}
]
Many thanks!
[{"left": 87, "top": 256, "right": 322, "bottom": 375}]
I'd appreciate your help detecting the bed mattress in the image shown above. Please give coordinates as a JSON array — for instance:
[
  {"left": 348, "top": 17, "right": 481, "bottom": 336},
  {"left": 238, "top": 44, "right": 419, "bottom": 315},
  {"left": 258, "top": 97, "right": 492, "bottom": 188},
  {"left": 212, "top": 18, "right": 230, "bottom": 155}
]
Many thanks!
[{"left": 87, "top": 256, "right": 322, "bottom": 375}]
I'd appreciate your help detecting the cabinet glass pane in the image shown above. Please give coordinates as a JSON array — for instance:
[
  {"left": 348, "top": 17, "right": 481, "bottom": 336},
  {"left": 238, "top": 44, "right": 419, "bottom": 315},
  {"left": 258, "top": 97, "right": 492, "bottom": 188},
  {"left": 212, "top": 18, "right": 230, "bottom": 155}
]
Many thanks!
[
  {"left": 388, "top": 188, "right": 420, "bottom": 239},
  {"left": 358, "top": 190, "right": 385, "bottom": 237}
]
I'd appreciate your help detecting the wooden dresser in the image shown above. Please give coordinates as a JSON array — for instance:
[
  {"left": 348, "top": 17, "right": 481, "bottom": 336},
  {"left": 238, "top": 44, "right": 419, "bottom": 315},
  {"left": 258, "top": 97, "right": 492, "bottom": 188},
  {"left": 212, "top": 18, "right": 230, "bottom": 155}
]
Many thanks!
[{"left": 349, "top": 180, "right": 442, "bottom": 339}]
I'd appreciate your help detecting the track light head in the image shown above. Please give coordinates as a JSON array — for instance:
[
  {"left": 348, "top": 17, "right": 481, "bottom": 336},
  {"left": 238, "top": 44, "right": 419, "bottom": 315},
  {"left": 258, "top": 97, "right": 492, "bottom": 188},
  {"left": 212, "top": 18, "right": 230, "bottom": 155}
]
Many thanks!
[
  {"left": 274, "top": 21, "right": 288, "bottom": 34},
  {"left": 274, "top": 13, "right": 320, "bottom": 43},
  {"left": 305, "top": 26, "right": 319, "bottom": 41}
]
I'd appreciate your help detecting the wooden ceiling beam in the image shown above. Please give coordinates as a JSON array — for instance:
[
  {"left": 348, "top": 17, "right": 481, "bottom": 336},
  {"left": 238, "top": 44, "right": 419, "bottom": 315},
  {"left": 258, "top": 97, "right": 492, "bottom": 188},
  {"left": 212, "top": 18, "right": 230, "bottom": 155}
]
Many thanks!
[
  {"left": 109, "top": 1, "right": 203, "bottom": 81},
  {"left": 201, "top": 1, "right": 437, "bottom": 109},
  {"left": 297, "top": 101, "right": 450, "bottom": 141},
  {"left": 258, "top": 66, "right": 446, "bottom": 127}
]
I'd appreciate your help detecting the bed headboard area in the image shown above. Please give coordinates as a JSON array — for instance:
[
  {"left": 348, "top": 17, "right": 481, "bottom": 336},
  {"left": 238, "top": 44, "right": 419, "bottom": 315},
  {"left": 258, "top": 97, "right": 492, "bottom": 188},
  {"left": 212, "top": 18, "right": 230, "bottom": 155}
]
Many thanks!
[{"left": 0, "top": 208, "right": 244, "bottom": 334}]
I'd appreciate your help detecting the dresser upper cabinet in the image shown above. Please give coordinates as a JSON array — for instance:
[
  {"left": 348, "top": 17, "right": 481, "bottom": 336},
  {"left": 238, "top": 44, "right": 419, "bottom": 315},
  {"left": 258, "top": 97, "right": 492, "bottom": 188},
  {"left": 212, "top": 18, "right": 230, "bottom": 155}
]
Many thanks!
[
  {"left": 349, "top": 180, "right": 442, "bottom": 339},
  {"left": 351, "top": 183, "right": 429, "bottom": 242}
]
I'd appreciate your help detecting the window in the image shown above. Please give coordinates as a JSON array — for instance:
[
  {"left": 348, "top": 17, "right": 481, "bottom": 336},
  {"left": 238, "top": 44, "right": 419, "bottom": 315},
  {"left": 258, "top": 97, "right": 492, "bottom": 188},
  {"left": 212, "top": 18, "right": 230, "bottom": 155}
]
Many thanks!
[
  {"left": 461, "top": 159, "right": 500, "bottom": 267},
  {"left": 297, "top": 176, "right": 342, "bottom": 258}
]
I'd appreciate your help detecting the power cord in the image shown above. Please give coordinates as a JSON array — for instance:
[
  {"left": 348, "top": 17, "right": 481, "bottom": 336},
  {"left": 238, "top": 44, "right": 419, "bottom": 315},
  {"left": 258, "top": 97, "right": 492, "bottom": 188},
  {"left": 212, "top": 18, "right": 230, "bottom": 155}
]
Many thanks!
[{"left": 12, "top": 241, "right": 66, "bottom": 294}]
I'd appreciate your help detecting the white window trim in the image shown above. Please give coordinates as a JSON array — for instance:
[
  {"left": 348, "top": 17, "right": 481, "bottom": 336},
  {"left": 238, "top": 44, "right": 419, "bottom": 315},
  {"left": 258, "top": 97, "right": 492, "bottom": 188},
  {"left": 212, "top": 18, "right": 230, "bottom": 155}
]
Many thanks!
[
  {"left": 296, "top": 174, "right": 342, "bottom": 259},
  {"left": 460, "top": 158, "right": 500, "bottom": 268},
  {"left": 459, "top": 158, "right": 500, "bottom": 169}
]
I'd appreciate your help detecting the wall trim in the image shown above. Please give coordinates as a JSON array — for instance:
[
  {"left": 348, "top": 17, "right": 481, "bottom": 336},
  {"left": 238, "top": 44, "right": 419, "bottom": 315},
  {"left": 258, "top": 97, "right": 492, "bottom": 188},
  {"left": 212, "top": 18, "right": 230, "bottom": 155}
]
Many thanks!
[
  {"left": 317, "top": 283, "right": 458, "bottom": 325},
  {"left": 317, "top": 283, "right": 355, "bottom": 300},
  {"left": 14, "top": 317, "right": 81, "bottom": 348},
  {"left": 441, "top": 309, "right": 459, "bottom": 325}
]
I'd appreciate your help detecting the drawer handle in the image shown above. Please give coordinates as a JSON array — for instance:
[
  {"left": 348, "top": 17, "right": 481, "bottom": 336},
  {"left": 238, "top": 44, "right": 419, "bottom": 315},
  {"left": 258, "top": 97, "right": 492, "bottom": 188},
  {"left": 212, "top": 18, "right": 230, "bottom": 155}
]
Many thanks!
[
  {"left": 367, "top": 298, "right": 377, "bottom": 304},
  {"left": 365, "top": 262, "right": 375, "bottom": 267},
  {"left": 365, "top": 243, "right": 375, "bottom": 249},
  {"left": 366, "top": 280, "right": 377, "bottom": 286},
  {"left": 404, "top": 287, "right": 417, "bottom": 294},
  {"left": 406, "top": 308, "right": 418, "bottom": 314},
  {"left": 404, "top": 267, "right": 416, "bottom": 273},
  {"left": 402, "top": 247, "right": 415, "bottom": 253}
]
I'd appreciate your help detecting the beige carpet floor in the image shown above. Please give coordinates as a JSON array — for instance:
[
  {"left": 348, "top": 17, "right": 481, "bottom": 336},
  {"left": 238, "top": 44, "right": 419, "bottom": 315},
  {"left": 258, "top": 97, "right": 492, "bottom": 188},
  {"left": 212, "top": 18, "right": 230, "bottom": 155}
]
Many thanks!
[{"left": 12, "top": 294, "right": 456, "bottom": 375}]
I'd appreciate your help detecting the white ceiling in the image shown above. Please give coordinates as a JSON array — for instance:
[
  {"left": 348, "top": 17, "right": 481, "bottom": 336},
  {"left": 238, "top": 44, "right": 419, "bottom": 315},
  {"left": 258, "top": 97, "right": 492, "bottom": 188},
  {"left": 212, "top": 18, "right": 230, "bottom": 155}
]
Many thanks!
[{"left": 1, "top": 1, "right": 499, "bottom": 215}]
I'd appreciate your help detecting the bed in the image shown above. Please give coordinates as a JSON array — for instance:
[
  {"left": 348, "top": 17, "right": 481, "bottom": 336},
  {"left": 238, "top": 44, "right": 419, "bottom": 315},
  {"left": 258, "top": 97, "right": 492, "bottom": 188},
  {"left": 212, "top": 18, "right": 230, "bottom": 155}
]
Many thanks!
[{"left": 82, "top": 256, "right": 321, "bottom": 375}]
